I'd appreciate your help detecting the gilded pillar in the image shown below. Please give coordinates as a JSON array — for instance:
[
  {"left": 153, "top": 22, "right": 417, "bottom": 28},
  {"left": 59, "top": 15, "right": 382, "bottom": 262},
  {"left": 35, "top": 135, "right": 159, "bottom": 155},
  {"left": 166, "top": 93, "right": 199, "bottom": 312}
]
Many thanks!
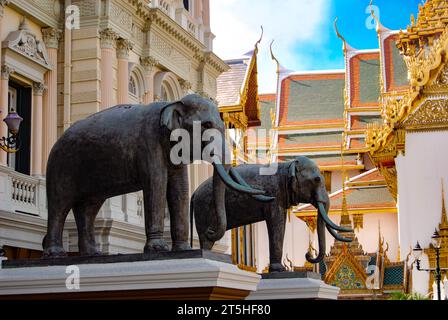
[
  {"left": 0, "top": 65, "right": 13, "bottom": 166},
  {"left": 140, "top": 56, "right": 158, "bottom": 104},
  {"left": 31, "top": 82, "right": 46, "bottom": 176},
  {"left": 42, "top": 28, "right": 61, "bottom": 174},
  {"left": 100, "top": 29, "right": 117, "bottom": 110},
  {"left": 116, "top": 39, "right": 133, "bottom": 105}
]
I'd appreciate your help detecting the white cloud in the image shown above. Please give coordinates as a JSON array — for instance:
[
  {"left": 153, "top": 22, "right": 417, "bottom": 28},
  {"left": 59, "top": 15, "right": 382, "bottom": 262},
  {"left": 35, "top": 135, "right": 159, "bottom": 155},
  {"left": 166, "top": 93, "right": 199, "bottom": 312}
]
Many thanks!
[{"left": 210, "top": 0, "right": 330, "bottom": 93}]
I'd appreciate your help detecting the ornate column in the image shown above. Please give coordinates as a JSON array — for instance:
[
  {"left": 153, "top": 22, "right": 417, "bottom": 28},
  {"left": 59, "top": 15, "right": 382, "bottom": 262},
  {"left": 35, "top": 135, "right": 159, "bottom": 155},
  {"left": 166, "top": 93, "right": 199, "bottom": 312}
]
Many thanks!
[
  {"left": 140, "top": 56, "right": 158, "bottom": 104},
  {"left": 42, "top": 28, "right": 61, "bottom": 174},
  {"left": 116, "top": 38, "right": 133, "bottom": 105},
  {"left": 100, "top": 29, "right": 117, "bottom": 109},
  {"left": 31, "top": 82, "right": 46, "bottom": 176},
  {"left": 0, "top": 1, "right": 9, "bottom": 166},
  {"left": 179, "top": 79, "right": 192, "bottom": 97},
  {"left": 0, "top": 66, "right": 13, "bottom": 166}
]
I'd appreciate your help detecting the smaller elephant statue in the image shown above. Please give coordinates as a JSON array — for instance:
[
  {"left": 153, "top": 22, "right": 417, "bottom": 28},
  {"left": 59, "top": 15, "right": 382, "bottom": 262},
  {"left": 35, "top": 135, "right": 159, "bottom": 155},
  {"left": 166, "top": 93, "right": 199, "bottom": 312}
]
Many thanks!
[{"left": 190, "top": 157, "right": 352, "bottom": 272}]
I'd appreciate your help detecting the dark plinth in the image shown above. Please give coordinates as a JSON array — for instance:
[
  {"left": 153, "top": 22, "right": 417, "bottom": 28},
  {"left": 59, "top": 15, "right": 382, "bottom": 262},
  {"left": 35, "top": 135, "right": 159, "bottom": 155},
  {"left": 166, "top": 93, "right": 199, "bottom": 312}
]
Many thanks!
[
  {"left": 3, "top": 249, "right": 232, "bottom": 269},
  {"left": 261, "top": 271, "right": 321, "bottom": 280}
]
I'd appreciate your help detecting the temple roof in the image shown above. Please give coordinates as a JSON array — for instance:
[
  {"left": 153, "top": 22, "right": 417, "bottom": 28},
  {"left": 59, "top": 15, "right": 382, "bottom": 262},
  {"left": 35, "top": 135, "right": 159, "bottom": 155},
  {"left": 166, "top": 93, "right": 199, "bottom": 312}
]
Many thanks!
[
  {"left": 278, "top": 71, "right": 345, "bottom": 127},
  {"left": 216, "top": 50, "right": 261, "bottom": 127},
  {"left": 216, "top": 58, "right": 249, "bottom": 107},
  {"left": 296, "top": 169, "right": 396, "bottom": 216},
  {"left": 383, "top": 34, "right": 409, "bottom": 92}
]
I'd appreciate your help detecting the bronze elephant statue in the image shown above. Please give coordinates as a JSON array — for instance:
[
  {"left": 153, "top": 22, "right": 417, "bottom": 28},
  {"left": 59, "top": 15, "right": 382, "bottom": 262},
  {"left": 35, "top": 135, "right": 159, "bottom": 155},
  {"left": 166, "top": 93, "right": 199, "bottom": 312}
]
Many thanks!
[
  {"left": 190, "top": 157, "right": 352, "bottom": 272},
  {"left": 43, "top": 94, "right": 267, "bottom": 257}
]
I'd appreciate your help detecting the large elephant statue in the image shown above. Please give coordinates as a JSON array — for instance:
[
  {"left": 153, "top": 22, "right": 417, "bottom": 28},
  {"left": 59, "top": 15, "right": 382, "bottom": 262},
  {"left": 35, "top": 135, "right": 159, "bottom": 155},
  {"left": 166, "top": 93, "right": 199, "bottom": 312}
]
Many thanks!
[
  {"left": 190, "top": 157, "right": 353, "bottom": 272},
  {"left": 42, "top": 94, "right": 267, "bottom": 257}
]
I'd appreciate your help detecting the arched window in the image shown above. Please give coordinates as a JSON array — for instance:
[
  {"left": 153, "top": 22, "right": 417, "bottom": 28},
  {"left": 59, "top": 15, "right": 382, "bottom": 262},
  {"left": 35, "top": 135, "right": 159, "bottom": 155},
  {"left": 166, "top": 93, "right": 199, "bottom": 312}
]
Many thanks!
[
  {"left": 183, "top": 0, "right": 189, "bottom": 11},
  {"left": 129, "top": 75, "right": 137, "bottom": 97}
]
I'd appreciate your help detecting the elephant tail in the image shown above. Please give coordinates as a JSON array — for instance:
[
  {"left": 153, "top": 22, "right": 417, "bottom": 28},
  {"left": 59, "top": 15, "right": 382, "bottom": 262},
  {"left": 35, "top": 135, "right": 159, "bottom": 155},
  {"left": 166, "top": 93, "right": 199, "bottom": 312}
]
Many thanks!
[{"left": 190, "top": 194, "right": 195, "bottom": 249}]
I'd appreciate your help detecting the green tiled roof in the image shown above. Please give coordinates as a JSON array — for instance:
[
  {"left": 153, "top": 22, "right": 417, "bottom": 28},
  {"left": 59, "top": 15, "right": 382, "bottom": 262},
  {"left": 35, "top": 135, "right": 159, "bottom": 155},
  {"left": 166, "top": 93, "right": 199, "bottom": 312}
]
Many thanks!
[
  {"left": 331, "top": 187, "right": 395, "bottom": 207},
  {"left": 383, "top": 265, "right": 405, "bottom": 286},
  {"left": 358, "top": 59, "right": 381, "bottom": 104},
  {"left": 391, "top": 44, "right": 408, "bottom": 88},
  {"left": 281, "top": 154, "right": 357, "bottom": 164},
  {"left": 258, "top": 98, "right": 275, "bottom": 137},
  {"left": 287, "top": 78, "right": 345, "bottom": 122},
  {"left": 282, "top": 132, "right": 342, "bottom": 145}
]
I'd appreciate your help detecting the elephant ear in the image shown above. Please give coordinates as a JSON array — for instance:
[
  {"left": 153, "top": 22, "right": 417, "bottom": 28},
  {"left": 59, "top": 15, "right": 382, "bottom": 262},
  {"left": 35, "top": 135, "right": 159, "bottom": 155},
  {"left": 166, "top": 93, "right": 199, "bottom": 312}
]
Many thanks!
[
  {"left": 160, "top": 101, "right": 186, "bottom": 131},
  {"left": 288, "top": 160, "right": 299, "bottom": 178}
]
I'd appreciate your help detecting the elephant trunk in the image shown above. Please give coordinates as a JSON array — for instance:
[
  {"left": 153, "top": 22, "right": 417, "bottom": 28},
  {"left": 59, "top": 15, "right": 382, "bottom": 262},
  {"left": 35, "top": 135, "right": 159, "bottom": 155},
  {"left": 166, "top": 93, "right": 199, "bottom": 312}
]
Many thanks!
[
  {"left": 204, "top": 163, "right": 229, "bottom": 242},
  {"left": 305, "top": 201, "right": 329, "bottom": 264}
]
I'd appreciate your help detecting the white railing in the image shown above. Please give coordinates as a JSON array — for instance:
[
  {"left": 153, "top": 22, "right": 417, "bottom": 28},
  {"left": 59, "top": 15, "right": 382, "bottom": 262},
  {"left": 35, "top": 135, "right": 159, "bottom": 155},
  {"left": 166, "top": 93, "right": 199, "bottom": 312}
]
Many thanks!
[{"left": 0, "top": 165, "right": 46, "bottom": 217}]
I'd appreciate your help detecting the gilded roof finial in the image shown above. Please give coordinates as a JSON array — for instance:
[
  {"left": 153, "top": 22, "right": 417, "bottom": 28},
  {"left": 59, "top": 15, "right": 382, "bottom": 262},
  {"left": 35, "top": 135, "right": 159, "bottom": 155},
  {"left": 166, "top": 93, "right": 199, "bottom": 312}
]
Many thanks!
[
  {"left": 334, "top": 17, "right": 348, "bottom": 54},
  {"left": 254, "top": 26, "right": 263, "bottom": 55},
  {"left": 369, "top": 0, "right": 382, "bottom": 33},
  {"left": 269, "top": 40, "right": 280, "bottom": 75}
]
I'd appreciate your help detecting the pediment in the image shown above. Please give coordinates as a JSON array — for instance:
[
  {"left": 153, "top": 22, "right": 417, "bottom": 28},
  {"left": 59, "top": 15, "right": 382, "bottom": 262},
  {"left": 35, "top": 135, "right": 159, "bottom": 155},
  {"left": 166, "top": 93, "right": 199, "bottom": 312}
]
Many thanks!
[
  {"left": 2, "top": 19, "right": 51, "bottom": 71},
  {"left": 403, "top": 98, "right": 448, "bottom": 131}
]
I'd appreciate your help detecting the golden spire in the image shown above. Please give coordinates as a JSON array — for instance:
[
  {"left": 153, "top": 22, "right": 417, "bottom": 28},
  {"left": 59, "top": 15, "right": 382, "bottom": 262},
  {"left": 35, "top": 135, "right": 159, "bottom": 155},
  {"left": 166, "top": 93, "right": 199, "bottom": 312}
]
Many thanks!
[
  {"left": 339, "top": 138, "right": 352, "bottom": 228},
  {"left": 269, "top": 40, "right": 281, "bottom": 75},
  {"left": 254, "top": 26, "right": 263, "bottom": 56},
  {"left": 441, "top": 179, "right": 447, "bottom": 226}
]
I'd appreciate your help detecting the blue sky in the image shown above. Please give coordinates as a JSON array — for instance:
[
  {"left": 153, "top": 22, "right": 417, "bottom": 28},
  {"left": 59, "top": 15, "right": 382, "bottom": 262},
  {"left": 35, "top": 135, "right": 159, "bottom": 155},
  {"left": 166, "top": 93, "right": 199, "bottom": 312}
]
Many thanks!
[{"left": 211, "top": 0, "right": 422, "bottom": 93}]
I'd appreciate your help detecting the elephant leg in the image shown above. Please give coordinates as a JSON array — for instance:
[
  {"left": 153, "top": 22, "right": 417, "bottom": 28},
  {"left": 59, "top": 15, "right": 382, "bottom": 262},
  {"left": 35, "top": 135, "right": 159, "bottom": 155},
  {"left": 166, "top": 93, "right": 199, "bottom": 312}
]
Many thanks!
[
  {"left": 73, "top": 199, "right": 104, "bottom": 256},
  {"left": 167, "top": 166, "right": 191, "bottom": 251},
  {"left": 266, "top": 208, "right": 287, "bottom": 272},
  {"left": 143, "top": 170, "right": 169, "bottom": 253},
  {"left": 43, "top": 200, "right": 72, "bottom": 258}
]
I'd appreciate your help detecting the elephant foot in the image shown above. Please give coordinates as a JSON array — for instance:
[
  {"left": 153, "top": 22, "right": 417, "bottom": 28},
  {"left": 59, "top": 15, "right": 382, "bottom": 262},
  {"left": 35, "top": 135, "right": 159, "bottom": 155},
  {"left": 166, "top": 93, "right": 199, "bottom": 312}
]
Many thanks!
[
  {"left": 79, "top": 244, "right": 102, "bottom": 257},
  {"left": 171, "top": 241, "right": 192, "bottom": 252},
  {"left": 42, "top": 245, "right": 67, "bottom": 258},
  {"left": 144, "top": 239, "right": 169, "bottom": 253},
  {"left": 269, "top": 263, "right": 286, "bottom": 273}
]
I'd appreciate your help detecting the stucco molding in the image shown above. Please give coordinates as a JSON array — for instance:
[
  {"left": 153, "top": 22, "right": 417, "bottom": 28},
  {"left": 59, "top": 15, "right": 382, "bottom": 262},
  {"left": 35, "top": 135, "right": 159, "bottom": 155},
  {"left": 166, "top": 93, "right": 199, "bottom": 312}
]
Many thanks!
[
  {"left": 99, "top": 28, "right": 118, "bottom": 50},
  {"left": 42, "top": 27, "right": 62, "bottom": 50},
  {"left": 116, "top": 38, "right": 133, "bottom": 60},
  {"left": 0, "top": 65, "right": 14, "bottom": 80}
]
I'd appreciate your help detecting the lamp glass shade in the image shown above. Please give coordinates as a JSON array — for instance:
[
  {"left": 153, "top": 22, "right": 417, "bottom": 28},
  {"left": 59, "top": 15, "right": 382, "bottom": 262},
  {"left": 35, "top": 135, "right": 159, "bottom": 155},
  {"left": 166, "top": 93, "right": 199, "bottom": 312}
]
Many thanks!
[
  {"left": 413, "top": 242, "right": 423, "bottom": 259},
  {"left": 3, "top": 110, "right": 23, "bottom": 134},
  {"left": 432, "top": 230, "right": 442, "bottom": 249}
]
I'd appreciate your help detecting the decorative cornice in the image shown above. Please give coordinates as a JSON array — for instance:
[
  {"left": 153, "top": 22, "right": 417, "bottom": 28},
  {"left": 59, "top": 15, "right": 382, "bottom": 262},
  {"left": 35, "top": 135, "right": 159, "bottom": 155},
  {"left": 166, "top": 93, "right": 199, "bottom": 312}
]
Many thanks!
[
  {"left": 0, "top": 0, "right": 9, "bottom": 18},
  {"left": 1, "top": 65, "right": 14, "bottom": 80},
  {"left": 33, "top": 82, "right": 47, "bottom": 96},
  {"left": 99, "top": 28, "right": 118, "bottom": 49},
  {"left": 140, "top": 55, "right": 158, "bottom": 72},
  {"left": 42, "top": 28, "right": 62, "bottom": 50},
  {"left": 116, "top": 38, "right": 133, "bottom": 59},
  {"left": 404, "top": 98, "right": 448, "bottom": 131},
  {"left": 179, "top": 79, "right": 192, "bottom": 93}
]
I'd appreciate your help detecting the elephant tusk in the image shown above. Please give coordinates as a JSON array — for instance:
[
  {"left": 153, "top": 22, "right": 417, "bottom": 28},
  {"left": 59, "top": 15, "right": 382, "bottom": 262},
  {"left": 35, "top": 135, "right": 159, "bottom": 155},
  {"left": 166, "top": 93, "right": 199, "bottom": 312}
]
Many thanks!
[
  {"left": 229, "top": 167, "right": 275, "bottom": 202},
  {"left": 317, "top": 202, "right": 353, "bottom": 233},
  {"left": 326, "top": 224, "right": 353, "bottom": 243},
  {"left": 212, "top": 163, "right": 265, "bottom": 195}
]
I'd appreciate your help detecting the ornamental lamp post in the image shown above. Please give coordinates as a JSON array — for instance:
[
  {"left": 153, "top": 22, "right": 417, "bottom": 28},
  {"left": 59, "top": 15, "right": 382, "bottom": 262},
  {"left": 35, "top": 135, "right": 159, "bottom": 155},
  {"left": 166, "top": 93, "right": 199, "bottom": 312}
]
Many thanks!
[
  {"left": 413, "top": 230, "right": 448, "bottom": 301},
  {"left": 0, "top": 108, "right": 23, "bottom": 153}
]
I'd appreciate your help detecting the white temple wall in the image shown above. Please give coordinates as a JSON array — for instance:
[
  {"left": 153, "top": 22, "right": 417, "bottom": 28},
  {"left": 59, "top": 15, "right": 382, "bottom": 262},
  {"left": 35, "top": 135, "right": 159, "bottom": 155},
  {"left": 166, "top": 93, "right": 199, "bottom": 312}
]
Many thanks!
[{"left": 396, "top": 130, "right": 448, "bottom": 295}]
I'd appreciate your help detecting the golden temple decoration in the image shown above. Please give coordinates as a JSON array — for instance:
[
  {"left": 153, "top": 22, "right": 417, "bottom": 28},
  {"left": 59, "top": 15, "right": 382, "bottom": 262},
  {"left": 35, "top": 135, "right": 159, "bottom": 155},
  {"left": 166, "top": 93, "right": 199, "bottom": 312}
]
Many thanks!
[
  {"left": 366, "top": 0, "right": 448, "bottom": 200},
  {"left": 299, "top": 216, "right": 317, "bottom": 233},
  {"left": 352, "top": 214, "right": 364, "bottom": 231}
]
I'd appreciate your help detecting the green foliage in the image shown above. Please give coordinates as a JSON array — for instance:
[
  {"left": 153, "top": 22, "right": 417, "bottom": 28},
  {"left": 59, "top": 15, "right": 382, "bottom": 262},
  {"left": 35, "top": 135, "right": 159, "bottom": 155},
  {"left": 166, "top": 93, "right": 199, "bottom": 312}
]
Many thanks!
[{"left": 388, "top": 291, "right": 430, "bottom": 300}]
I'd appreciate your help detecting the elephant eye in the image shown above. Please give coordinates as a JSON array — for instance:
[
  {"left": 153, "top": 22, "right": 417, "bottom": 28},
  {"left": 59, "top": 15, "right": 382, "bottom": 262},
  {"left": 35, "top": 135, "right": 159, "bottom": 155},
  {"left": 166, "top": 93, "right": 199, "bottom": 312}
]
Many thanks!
[
  {"left": 314, "top": 176, "right": 321, "bottom": 184},
  {"left": 202, "top": 121, "right": 213, "bottom": 129}
]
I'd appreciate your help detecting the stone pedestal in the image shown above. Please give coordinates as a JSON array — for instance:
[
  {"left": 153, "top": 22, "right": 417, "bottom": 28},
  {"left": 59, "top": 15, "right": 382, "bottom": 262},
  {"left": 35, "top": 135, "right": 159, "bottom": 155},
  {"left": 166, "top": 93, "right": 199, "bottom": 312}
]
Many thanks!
[
  {"left": 247, "top": 272, "right": 340, "bottom": 300},
  {"left": 0, "top": 250, "right": 260, "bottom": 300}
]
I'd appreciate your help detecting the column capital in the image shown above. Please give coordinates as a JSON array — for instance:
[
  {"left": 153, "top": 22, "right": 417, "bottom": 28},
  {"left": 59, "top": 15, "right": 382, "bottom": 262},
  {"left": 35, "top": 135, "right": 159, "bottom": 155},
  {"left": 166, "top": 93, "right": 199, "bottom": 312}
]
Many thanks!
[
  {"left": 99, "top": 28, "right": 118, "bottom": 49},
  {"left": 116, "top": 38, "right": 133, "bottom": 59},
  {"left": 42, "top": 28, "right": 62, "bottom": 50},
  {"left": 1, "top": 65, "right": 14, "bottom": 80},
  {"left": 0, "top": 0, "right": 9, "bottom": 18},
  {"left": 33, "top": 82, "right": 47, "bottom": 96},
  {"left": 179, "top": 79, "right": 192, "bottom": 94},
  {"left": 140, "top": 56, "right": 158, "bottom": 73}
]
